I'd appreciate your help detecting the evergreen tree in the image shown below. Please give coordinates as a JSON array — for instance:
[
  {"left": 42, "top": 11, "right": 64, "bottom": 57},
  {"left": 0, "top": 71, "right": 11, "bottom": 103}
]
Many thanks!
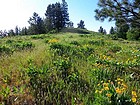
[
  {"left": 21, "top": 27, "right": 28, "bottom": 35},
  {"left": 117, "top": 24, "right": 129, "bottom": 39},
  {"left": 77, "top": 20, "right": 85, "bottom": 29},
  {"left": 15, "top": 26, "right": 19, "bottom": 35},
  {"left": 110, "top": 27, "right": 115, "bottom": 34},
  {"left": 98, "top": 26, "right": 104, "bottom": 33},
  {"left": 9, "top": 29, "right": 15, "bottom": 36},
  {"left": 45, "top": 4, "right": 54, "bottom": 32},
  {"left": 28, "top": 12, "right": 45, "bottom": 34},
  {"left": 55, "top": 2, "right": 63, "bottom": 30},
  {"left": 61, "top": 0, "right": 69, "bottom": 27},
  {"left": 45, "top": 0, "right": 69, "bottom": 32},
  {"left": 103, "top": 29, "right": 107, "bottom": 35},
  {"left": 24, "top": 27, "right": 28, "bottom": 35},
  {"left": 95, "top": 0, "right": 140, "bottom": 28},
  {"left": 67, "top": 21, "right": 74, "bottom": 28},
  {"left": 95, "top": 0, "right": 140, "bottom": 39}
]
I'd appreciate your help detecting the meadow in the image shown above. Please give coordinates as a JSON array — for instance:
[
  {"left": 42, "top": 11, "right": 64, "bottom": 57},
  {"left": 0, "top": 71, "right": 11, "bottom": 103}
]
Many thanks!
[{"left": 0, "top": 32, "right": 140, "bottom": 105}]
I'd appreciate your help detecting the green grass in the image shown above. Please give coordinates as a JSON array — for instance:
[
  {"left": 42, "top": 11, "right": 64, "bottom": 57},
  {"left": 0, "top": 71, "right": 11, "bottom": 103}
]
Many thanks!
[{"left": 0, "top": 32, "right": 140, "bottom": 105}]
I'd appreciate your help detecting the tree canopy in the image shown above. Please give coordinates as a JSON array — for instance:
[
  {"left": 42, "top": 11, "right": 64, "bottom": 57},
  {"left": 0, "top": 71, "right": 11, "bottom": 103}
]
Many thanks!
[
  {"left": 95, "top": 0, "right": 140, "bottom": 27},
  {"left": 28, "top": 12, "right": 45, "bottom": 34},
  {"left": 45, "top": 0, "right": 69, "bottom": 32}
]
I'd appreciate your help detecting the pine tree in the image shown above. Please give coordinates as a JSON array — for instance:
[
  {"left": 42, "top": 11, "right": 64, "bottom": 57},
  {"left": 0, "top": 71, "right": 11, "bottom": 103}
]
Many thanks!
[
  {"left": 98, "top": 26, "right": 104, "bottom": 33},
  {"left": 110, "top": 27, "right": 115, "bottom": 34},
  {"left": 61, "top": 0, "right": 69, "bottom": 27},
  {"left": 9, "top": 29, "right": 15, "bottom": 36},
  {"left": 67, "top": 21, "right": 74, "bottom": 28},
  {"left": 45, "top": 1, "right": 69, "bottom": 32},
  {"left": 95, "top": 0, "right": 140, "bottom": 39},
  {"left": 95, "top": 0, "right": 140, "bottom": 28},
  {"left": 77, "top": 20, "right": 85, "bottom": 29},
  {"left": 15, "top": 26, "right": 19, "bottom": 35},
  {"left": 28, "top": 12, "right": 45, "bottom": 34},
  {"left": 103, "top": 29, "right": 107, "bottom": 35}
]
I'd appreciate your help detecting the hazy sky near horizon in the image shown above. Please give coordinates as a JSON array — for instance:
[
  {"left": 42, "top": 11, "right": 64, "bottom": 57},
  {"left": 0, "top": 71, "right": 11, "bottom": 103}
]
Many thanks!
[{"left": 0, "top": 0, "right": 115, "bottom": 33}]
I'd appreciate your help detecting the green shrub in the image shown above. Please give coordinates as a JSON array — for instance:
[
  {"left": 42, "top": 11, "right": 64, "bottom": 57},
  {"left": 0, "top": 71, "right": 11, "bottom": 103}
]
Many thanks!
[
  {"left": 31, "top": 35, "right": 48, "bottom": 39},
  {"left": 14, "top": 41, "right": 34, "bottom": 50},
  {"left": 6, "top": 39, "right": 15, "bottom": 44},
  {"left": 127, "top": 28, "right": 140, "bottom": 40},
  {"left": 109, "top": 45, "right": 122, "bottom": 53},
  {"left": 44, "top": 39, "right": 49, "bottom": 43},
  {"left": 0, "top": 45, "right": 13, "bottom": 55},
  {"left": 70, "top": 41, "right": 80, "bottom": 46},
  {"left": 110, "top": 34, "right": 118, "bottom": 40},
  {"left": 88, "top": 39, "right": 105, "bottom": 46}
]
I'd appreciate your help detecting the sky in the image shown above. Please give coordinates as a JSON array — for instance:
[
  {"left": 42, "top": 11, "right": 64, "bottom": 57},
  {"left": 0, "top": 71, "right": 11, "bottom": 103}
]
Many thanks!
[{"left": 0, "top": 0, "right": 115, "bottom": 33}]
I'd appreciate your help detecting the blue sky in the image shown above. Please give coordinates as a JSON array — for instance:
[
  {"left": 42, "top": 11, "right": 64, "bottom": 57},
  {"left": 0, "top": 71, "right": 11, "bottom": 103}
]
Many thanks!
[{"left": 0, "top": 0, "right": 115, "bottom": 33}]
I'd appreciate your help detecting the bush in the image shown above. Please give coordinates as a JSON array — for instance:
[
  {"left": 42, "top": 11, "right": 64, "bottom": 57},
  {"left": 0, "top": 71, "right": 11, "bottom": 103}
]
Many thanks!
[
  {"left": 6, "top": 40, "right": 15, "bottom": 44},
  {"left": 127, "top": 28, "right": 140, "bottom": 40},
  {"left": 88, "top": 39, "right": 105, "bottom": 46},
  {"left": 0, "top": 45, "right": 13, "bottom": 55},
  {"left": 109, "top": 45, "right": 122, "bottom": 53},
  {"left": 70, "top": 41, "right": 80, "bottom": 46},
  {"left": 14, "top": 41, "right": 34, "bottom": 50},
  {"left": 110, "top": 34, "right": 118, "bottom": 40}
]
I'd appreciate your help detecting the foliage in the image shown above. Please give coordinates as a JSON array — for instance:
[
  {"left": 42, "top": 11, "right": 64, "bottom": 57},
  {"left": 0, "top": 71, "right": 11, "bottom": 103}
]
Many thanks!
[
  {"left": 45, "top": 0, "right": 69, "bottom": 31},
  {"left": 127, "top": 28, "right": 140, "bottom": 40},
  {"left": 0, "top": 40, "right": 34, "bottom": 56},
  {"left": 110, "top": 34, "right": 118, "bottom": 40},
  {"left": 8, "top": 29, "right": 15, "bottom": 36},
  {"left": 77, "top": 20, "right": 85, "bottom": 29},
  {"left": 110, "top": 26, "right": 115, "bottom": 34},
  {"left": 98, "top": 26, "right": 106, "bottom": 35},
  {"left": 20, "top": 27, "right": 28, "bottom": 35},
  {"left": 61, "top": 28, "right": 91, "bottom": 34},
  {"left": 116, "top": 20, "right": 129, "bottom": 39},
  {"left": 28, "top": 12, "right": 45, "bottom": 35},
  {"left": 95, "top": 0, "right": 140, "bottom": 39},
  {"left": 0, "top": 45, "right": 13, "bottom": 55},
  {"left": 98, "top": 26, "right": 104, "bottom": 33},
  {"left": 31, "top": 34, "right": 48, "bottom": 39},
  {"left": 109, "top": 45, "right": 122, "bottom": 53},
  {"left": 95, "top": 0, "right": 140, "bottom": 27}
]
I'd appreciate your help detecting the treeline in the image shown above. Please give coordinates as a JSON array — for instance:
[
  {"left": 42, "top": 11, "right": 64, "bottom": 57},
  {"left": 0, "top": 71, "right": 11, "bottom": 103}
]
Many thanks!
[
  {"left": 0, "top": 0, "right": 88, "bottom": 37},
  {"left": 0, "top": 0, "right": 139, "bottom": 41},
  {"left": 0, "top": 0, "right": 72, "bottom": 37}
]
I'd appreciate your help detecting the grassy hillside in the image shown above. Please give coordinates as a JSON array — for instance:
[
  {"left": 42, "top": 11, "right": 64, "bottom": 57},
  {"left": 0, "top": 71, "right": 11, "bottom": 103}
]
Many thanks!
[{"left": 0, "top": 32, "right": 140, "bottom": 105}]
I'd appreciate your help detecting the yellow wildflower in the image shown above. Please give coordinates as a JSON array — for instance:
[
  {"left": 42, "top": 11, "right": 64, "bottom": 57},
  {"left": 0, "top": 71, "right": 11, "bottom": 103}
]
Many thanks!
[
  {"left": 104, "top": 87, "right": 109, "bottom": 90},
  {"left": 48, "top": 39, "right": 58, "bottom": 43},
  {"left": 99, "top": 90, "right": 102, "bottom": 94},
  {"left": 103, "top": 83, "right": 108, "bottom": 87},
  {"left": 132, "top": 97, "right": 137, "bottom": 103},
  {"left": 95, "top": 90, "right": 98, "bottom": 93},
  {"left": 122, "top": 83, "right": 127, "bottom": 88},
  {"left": 97, "top": 83, "right": 100, "bottom": 86},
  {"left": 115, "top": 87, "right": 122, "bottom": 94},
  {"left": 118, "top": 81, "right": 121, "bottom": 85},
  {"left": 132, "top": 91, "right": 137, "bottom": 97},
  {"left": 106, "top": 93, "right": 112, "bottom": 98},
  {"left": 117, "top": 78, "right": 121, "bottom": 81}
]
